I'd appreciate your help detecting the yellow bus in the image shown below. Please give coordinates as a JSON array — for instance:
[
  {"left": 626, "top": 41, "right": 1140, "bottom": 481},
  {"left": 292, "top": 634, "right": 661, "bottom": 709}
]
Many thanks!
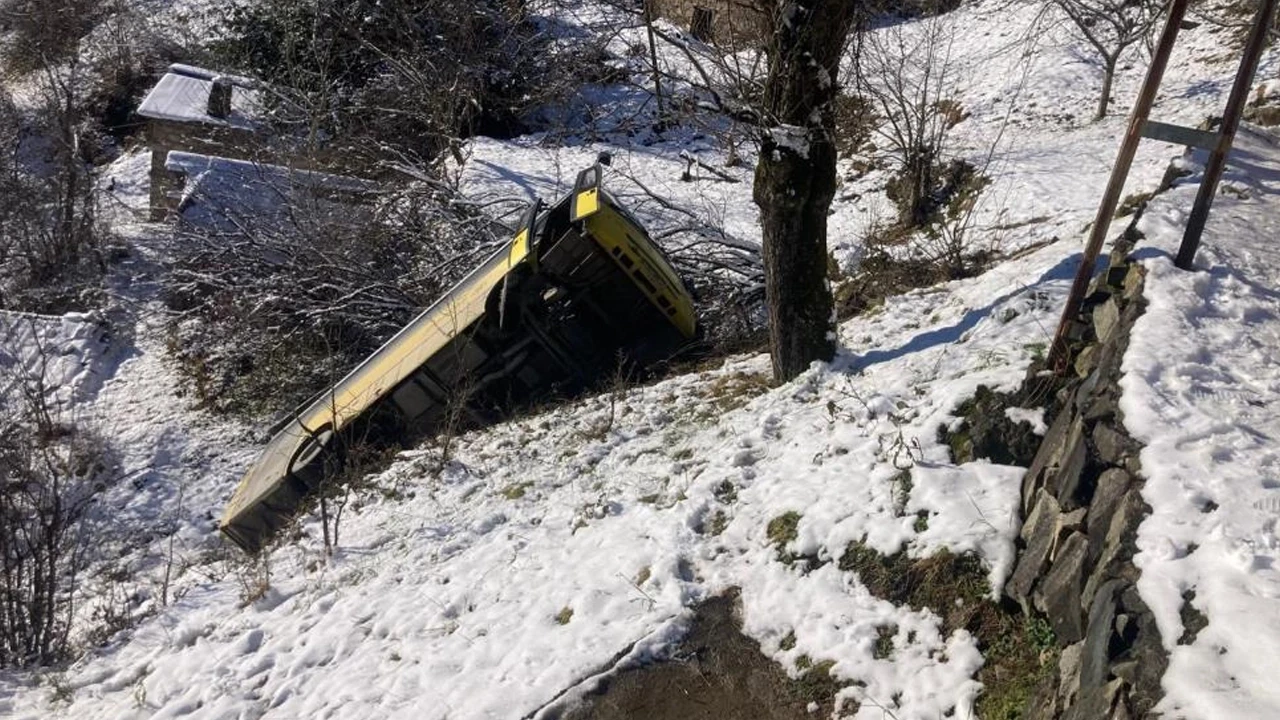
[{"left": 221, "top": 159, "right": 698, "bottom": 553}]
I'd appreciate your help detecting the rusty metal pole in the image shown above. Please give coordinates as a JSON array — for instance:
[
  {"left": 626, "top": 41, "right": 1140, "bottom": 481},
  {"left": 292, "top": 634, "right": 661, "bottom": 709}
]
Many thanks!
[
  {"left": 1046, "top": 0, "right": 1192, "bottom": 372},
  {"left": 1174, "top": 0, "right": 1280, "bottom": 270}
]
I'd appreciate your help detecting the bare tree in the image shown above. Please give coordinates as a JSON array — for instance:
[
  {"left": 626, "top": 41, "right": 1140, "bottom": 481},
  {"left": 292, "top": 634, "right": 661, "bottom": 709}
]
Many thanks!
[
  {"left": 853, "top": 13, "right": 961, "bottom": 227},
  {"left": 0, "top": 64, "right": 104, "bottom": 314},
  {"left": 0, "top": 0, "right": 108, "bottom": 73},
  {"left": 163, "top": 161, "right": 508, "bottom": 417},
  {"left": 753, "top": 1, "right": 858, "bottom": 381},
  {"left": 0, "top": 321, "right": 111, "bottom": 667},
  {"left": 1054, "top": 0, "right": 1163, "bottom": 120}
]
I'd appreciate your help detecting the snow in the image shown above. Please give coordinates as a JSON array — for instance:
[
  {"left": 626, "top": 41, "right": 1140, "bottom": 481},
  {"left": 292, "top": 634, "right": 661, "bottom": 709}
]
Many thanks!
[
  {"left": 0, "top": 311, "right": 111, "bottom": 407},
  {"left": 136, "top": 66, "right": 261, "bottom": 129},
  {"left": 1122, "top": 125, "right": 1280, "bottom": 719},
  {"left": 164, "top": 151, "right": 378, "bottom": 233},
  {"left": 2, "top": 0, "right": 1280, "bottom": 717},
  {"left": 769, "top": 124, "right": 811, "bottom": 159},
  {"left": 1005, "top": 406, "right": 1048, "bottom": 435}
]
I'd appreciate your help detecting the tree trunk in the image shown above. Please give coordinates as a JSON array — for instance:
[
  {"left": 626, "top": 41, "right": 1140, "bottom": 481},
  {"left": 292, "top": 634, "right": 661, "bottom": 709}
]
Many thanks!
[
  {"left": 753, "top": 1, "right": 856, "bottom": 381},
  {"left": 1096, "top": 55, "right": 1117, "bottom": 121},
  {"left": 755, "top": 130, "right": 838, "bottom": 381},
  {"left": 643, "top": 0, "right": 666, "bottom": 129}
]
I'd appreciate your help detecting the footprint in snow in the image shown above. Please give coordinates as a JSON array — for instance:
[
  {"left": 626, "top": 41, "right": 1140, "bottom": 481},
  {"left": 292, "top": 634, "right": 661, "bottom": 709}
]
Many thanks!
[
  {"left": 761, "top": 413, "right": 783, "bottom": 439},
  {"left": 470, "top": 512, "right": 507, "bottom": 535},
  {"left": 234, "top": 628, "right": 265, "bottom": 655}
]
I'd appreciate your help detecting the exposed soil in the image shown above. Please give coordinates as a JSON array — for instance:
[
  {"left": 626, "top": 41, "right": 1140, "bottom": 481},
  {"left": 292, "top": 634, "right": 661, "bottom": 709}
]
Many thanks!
[{"left": 552, "top": 591, "right": 839, "bottom": 720}]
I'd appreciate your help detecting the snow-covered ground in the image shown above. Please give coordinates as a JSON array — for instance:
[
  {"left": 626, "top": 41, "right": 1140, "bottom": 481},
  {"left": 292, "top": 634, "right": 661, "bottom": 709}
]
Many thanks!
[
  {"left": 1, "top": 0, "right": 1279, "bottom": 718},
  {"left": 1123, "top": 126, "right": 1280, "bottom": 720}
]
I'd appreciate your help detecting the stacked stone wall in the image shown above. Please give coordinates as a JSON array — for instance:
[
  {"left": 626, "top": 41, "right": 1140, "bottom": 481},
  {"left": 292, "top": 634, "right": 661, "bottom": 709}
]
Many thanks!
[{"left": 1007, "top": 239, "right": 1168, "bottom": 719}]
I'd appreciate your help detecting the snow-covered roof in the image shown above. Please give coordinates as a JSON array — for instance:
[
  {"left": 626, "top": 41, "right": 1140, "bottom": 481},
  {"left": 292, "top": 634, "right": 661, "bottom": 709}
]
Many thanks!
[
  {"left": 163, "top": 151, "right": 379, "bottom": 234},
  {"left": 164, "top": 152, "right": 380, "bottom": 195},
  {"left": 136, "top": 64, "right": 263, "bottom": 130}
]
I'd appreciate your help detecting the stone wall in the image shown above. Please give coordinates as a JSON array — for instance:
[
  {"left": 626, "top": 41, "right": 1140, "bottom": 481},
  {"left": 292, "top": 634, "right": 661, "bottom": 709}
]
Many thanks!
[
  {"left": 146, "top": 120, "right": 264, "bottom": 220},
  {"left": 1006, "top": 237, "right": 1168, "bottom": 720}
]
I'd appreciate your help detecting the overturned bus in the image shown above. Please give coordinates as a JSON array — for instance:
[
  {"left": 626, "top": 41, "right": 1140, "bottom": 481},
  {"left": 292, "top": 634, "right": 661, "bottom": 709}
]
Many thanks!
[{"left": 221, "top": 160, "right": 698, "bottom": 553}]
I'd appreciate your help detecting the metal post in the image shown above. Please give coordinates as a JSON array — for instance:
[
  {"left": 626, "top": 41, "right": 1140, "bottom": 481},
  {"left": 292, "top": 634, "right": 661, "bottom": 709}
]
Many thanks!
[
  {"left": 1175, "top": 0, "right": 1280, "bottom": 270},
  {"left": 1046, "top": 0, "right": 1192, "bottom": 372}
]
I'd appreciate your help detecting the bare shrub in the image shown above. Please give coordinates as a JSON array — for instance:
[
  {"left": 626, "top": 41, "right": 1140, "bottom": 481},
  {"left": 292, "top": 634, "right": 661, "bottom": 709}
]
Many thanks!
[
  {"left": 0, "top": 324, "right": 113, "bottom": 668},
  {"left": 915, "top": 159, "right": 993, "bottom": 278},
  {"left": 0, "top": 78, "right": 106, "bottom": 314},
  {"left": 852, "top": 13, "right": 962, "bottom": 228},
  {"left": 210, "top": 0, "right": 580, "bottom": 164},
  {"left": 0, "top": 0, "right": 109, "bottom": 73},
  {"left": 163, "top": 164, "right": 507, "bottom": 418}
]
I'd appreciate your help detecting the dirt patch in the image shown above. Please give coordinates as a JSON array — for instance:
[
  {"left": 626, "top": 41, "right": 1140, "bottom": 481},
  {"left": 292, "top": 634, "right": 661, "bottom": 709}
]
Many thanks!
[
  {"left": 555, "top": 591, "right": 840, "bottom": 719},
  {"left": 834, "top": 250, "right": 947, "bottom": 320}
]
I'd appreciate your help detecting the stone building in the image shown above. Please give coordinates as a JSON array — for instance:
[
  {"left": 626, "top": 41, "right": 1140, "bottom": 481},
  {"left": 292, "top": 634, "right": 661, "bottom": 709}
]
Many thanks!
[{"left": 136, "top": 64, "right": 267, "bottom": 219}]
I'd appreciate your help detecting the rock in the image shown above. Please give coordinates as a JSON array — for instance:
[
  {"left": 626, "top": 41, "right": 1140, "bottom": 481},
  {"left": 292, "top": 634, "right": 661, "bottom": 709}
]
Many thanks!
[
  {"left": 1158, "top": 158, "right": 1193, "bottom": 192},
  {"left": 1037, "top": 532, "right": 1089, "bottom": 644},
  {"left": 1123, "top": 265, "right": 1144, "bottom": 301},
  {"left": 1024, "top": 399, "right": 1076, "bottom": 513},
  {"left": 1114, "top": 613, "right": 1134, "bottom": 645},
  {"left": 1008, "top": 490, "right": 1062, "bottom": 609},
  {"left": 1120, "top": 611, "right": 1168, "bottom": 717},
  {"left": 1058, "top": 641, "right": 1085, "bottom": 706},
  {"left": 1083, "top": 489, "right": 1145, "bottom": 606},
  {"left": 1112, "top": 659, "right": 1139, "bottom": 684},
  {"left": 1117, "top": 299, "right": 1145, "bottom": 343},
  {"left": 1245, "top": 104, "right": 1280, "bottom": 127},
  {"left": 1123, "top": 452, "right": 1142, "bottom": 478},
  {"left": 1053, "top": 507, "right": 1088, "bottom": 569},
  {"left": 1058, "top": 507, "right": 1087, "bottom": 535},
  {"left": 1083, "top": 387, "right": 1120, "bottom": 422},
  {"left": 1081, "top": 579, "right": 1124, "bottom": 690},
  {"left": 1086, "top": 469, "right": 1132, "bottom": 564},
  {"left": 1025, "top": 674, "right": 1062, "bottom": 720},
  {"left": 1089, "top": 332, "right": 1122, "bottom": 377},
  {"left": 1074, "top": 344, "right": 1099, "bottom": 378},
  {"left": 1054, "top": 418, "right": 1091, "bottom": 511},
  {"left": 1093, "top": 299, "right": 1122, "bottom": 345},
  {"left": 1178, "top": 590, "right": 1209, "bottom": 645},
  {"left": 1105, "top": 263, "right": 1128, "bottom": 289},
  {"left": 1075, "top": 369, "right": 1101, "bottom": 407},
  {"left": 1109, "top": 694, "right": 1134, "bottom": 720},
  {"left": 1118, "top": 584, "right": 1145, "bottom": 615},
  {"left": 1064, "top": 678, "right": 1124, "bottom": 720},
  {"left": 1092, "top": 423, "right": 1132, "bottom": 466}
]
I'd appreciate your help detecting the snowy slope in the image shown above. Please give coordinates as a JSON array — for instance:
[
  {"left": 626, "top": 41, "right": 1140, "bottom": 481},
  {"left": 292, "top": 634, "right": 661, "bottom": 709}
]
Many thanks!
[
  {"left": 1, "top": 0, "right": 1279, "bottom": 718},
  {"left": 1123, "top": 126, "right": 1280, "bottom": 720},
  {"left": 0, "top": 223, "right": 1070, "bottom": 720}
]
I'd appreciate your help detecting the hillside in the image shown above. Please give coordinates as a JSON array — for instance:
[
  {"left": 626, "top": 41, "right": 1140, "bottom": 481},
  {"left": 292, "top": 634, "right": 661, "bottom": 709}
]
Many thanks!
[{"left": 1, "top": 0, "right": 1279, "bottom": 718}]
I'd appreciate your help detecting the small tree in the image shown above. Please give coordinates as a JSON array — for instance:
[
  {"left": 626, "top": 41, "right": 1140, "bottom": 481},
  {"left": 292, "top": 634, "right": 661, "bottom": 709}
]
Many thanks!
[
  {"left": 753, "top": 0, "right": 858, "bottom": 382},
  {"left": 1053, "top": 0, "right": 1163, "bottom": 121},
  {"left": 853, "top": 13, "right": 961, "bottom": 227},
  {"left": 0, "top": 67, "right": 104, "bottom": 313},
  {"left": 0, "top": 322, "right": 110, "bottom": 667},
  {"left": 0, "top": 0, "right": 108, "bottom": 73}
]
